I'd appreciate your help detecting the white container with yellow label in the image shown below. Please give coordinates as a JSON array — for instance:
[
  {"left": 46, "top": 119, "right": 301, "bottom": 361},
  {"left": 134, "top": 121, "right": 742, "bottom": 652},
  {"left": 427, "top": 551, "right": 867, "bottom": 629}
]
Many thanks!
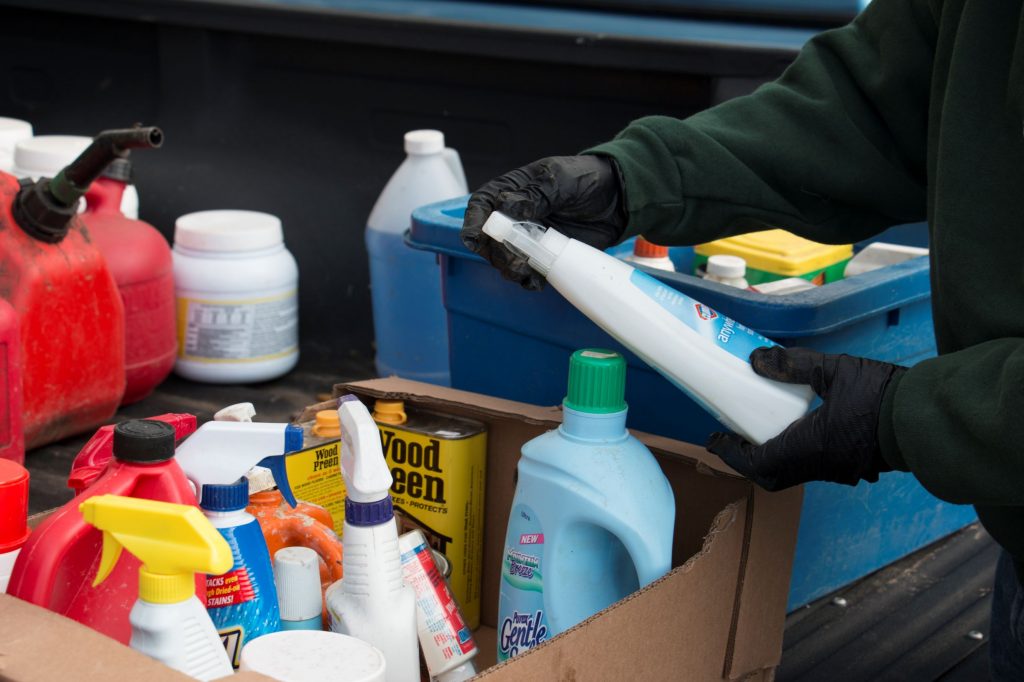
[{"left": 172, "top": 210, "right": 299, "bottom": 383}]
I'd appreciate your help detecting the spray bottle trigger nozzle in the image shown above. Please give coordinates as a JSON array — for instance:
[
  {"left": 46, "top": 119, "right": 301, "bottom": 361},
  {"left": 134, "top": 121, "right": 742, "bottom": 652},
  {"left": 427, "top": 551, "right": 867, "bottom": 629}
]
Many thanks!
[
  {"left": 258, "top": 454, "right": 297, "bottom": 508},
  {"left": 93, "top": 531, "right": 123, "bottom": 587}
]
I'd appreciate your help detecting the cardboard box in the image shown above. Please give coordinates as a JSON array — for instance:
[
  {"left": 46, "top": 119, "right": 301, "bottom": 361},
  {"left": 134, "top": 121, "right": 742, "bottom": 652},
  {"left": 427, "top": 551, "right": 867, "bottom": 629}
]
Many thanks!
[
  {"left": 0, "top": 378, "right": 800, "bottom": 681},
  {"left": 330, "top": 378, "right": 802, "bottom": 681}
]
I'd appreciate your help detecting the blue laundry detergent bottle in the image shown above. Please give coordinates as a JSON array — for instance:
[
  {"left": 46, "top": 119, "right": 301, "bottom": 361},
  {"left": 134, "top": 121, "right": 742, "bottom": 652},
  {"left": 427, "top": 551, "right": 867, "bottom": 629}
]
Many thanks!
[
  {"left": 201, "top": 478, "right": 281, "bottom": 668},
  {"left": 496, "top": 349, "right": 675, "bottom": 662}
]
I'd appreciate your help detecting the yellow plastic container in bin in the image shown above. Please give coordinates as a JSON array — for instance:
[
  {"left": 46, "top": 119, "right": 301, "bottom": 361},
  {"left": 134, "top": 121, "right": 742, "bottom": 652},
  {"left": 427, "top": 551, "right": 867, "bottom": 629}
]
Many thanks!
[{"left": 694, "top": 230, "right": 853, "bottom": 286}]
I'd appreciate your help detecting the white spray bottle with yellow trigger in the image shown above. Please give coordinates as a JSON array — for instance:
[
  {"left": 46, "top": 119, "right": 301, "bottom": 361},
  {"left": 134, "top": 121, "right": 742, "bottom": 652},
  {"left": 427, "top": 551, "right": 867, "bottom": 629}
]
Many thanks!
[
  {"left": 326, "top": 395, "right": 419, "bottom": 682},
  {"left": 173, "top": 420, "right": 304, "bottom": 668},
  {"left": 80, "top": 494, "right": 234, "bottom": 680}
]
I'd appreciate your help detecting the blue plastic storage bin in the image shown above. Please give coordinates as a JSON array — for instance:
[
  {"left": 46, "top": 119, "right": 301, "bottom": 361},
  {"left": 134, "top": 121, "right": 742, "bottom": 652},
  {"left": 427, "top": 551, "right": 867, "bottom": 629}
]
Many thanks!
[{"left": 409, "top": 197, "right": 977, "bottom": 610}]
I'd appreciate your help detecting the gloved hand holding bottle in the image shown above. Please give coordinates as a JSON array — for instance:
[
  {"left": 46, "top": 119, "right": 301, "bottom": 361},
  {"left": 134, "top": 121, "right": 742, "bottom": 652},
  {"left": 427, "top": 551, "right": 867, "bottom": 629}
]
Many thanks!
[
  {"left": 706, "top": 346, "right": 906, "bottom": 491},
  {"left": 460, "top": 155, "right": 628, "bottom": 290}
]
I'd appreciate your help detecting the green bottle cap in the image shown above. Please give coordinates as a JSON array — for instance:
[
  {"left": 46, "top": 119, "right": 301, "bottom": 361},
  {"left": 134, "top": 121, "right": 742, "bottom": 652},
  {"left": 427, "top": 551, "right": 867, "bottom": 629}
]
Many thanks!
[{"left": 564, "top": 349, "right": 627, "bottom": 414}]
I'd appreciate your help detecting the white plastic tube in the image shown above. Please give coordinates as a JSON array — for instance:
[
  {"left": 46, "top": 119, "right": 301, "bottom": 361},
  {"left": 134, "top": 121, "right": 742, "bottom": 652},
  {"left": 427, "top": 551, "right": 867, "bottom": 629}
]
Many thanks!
[{"left": 482, "top": 213, "right": 814, "bottom": 445}]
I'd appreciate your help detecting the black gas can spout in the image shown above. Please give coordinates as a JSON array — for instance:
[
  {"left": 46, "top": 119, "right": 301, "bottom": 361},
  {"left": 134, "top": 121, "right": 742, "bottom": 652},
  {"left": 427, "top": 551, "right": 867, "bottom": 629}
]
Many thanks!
[{"left": 12, "top": 125, "right": 163, "bottom": 243}]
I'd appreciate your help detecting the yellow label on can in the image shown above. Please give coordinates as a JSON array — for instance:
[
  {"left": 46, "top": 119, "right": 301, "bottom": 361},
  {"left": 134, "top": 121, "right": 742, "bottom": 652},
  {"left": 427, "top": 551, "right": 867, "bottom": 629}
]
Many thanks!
[
  {"left": 380, "top": 423, "right": 487, "bottom": 630},
  {"left": 284, "top": 440, "right": 344, "bottom": 529}
]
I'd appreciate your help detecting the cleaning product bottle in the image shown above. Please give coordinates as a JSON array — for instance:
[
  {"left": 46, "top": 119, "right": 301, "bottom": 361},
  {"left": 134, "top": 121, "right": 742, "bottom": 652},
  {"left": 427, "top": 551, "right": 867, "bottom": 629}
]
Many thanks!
[
  {"left": 199, "top": 477, "right": 282, "bottom": 668},
  {"left": 482, "top": 212, "right": 815, "bottom": 445},
  {"left": 7, "top": 419, "right": 201, "bottom": 644},
  {"left": 173, "top": 420, "right": 304, "bottom": 668},
  {"left": 497, "top": 349, "right": 675, "bottom": 662},
  {"left": 80, "top": 494, "right": 234, "bottom": 679},
  {"left": 274, "top": 546, "right": 325, "bottom": 631},
  {"left": 1, "top": 127, "right": 161, "bottom": 449},
  {"left": 83, "top": 152, "right": 176, "bottom": 405},
  {"left": 399, "top": 529, "right": 477, "bottom": 681},
  {"left": 702, "top": 254, "right": 750, "bottom": 289},
  {"left": 624, "top": 236, "right": 675, "bottom": 272},
  {"left": 326, "top": 396, "right": 419, "bottom": 682},
  {"left": 0, "top": 459, "right": 30, "bottom": 592},
  {"left": 366, "top": 129, "right": 468, "bottom": 386}
]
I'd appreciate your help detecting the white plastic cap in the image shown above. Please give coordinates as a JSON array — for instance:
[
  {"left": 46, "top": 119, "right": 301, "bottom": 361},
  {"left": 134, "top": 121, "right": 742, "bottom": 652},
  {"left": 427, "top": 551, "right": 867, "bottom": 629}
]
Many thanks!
[
  {"left": 214, "top": 402, "right": 256, "bottom": 422},
  {"left": 707, "top": 254, "right": 747, "bottom": 279},
  {"left": 174, "top": 210, "right": 284, "bottom": 252},
  {"left": 274, "top": 547, "right": 323, "bottom": 622},
  {"left": 481, "top": 211, "right": 516, "bottom": 244},
  {"left": 437, "top": 662, "right": 478, "bottom": 682},
  {"left": 14, "top": 135, "right": 90, "bottom": 177},
  {"left": 239, "top": 631, "right": 386, "bottom": 682},
  {"left": 245, "top": 465, "right": 277, "bottom": 494},
  {"left": 0, "top": 118, "right": 32, "bottom": 152},
  {"left": 404, "top": 129, "right": 445, "bottom": 155},
  {"left": 338, "top": 396, "right": 393, "bottom": 504}
]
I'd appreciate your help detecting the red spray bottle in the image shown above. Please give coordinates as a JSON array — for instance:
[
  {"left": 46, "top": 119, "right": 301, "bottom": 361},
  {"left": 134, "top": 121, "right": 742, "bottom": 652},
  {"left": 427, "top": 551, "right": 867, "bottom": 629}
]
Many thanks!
[
  {"left": 6, "top": 419, "right": 201, "bottom": 644},
  {"left": 83, "top": 157, "right": 176, "bottom": 405}
]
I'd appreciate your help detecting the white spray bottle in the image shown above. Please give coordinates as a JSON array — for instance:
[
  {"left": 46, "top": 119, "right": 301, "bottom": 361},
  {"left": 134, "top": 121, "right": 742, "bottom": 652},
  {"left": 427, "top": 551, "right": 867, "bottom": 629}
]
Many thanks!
[
  {"left": 482, "top": 212, "right": 815, "bottom": 445},
  {"left": 80, "top": 494, "right": 234, "bottom": 680},
  {"left": 173, "top": 420, "right": 304, "bottom": 667},
  {"left": 326, "top": 395, "right": 419, "bottom": 682}
]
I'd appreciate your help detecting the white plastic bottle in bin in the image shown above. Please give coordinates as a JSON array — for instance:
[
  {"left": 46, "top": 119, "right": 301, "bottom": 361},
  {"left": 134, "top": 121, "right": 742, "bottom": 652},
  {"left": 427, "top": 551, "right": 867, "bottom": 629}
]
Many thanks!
[
  {"left": 172, "top": 210, "right": 299, "bottom": 383},
  {"left": 366, "top": 130, "right": 468, "bottom": 386},
  {"left": 702, "top": 254, "right": 749, "bottom": 289}
]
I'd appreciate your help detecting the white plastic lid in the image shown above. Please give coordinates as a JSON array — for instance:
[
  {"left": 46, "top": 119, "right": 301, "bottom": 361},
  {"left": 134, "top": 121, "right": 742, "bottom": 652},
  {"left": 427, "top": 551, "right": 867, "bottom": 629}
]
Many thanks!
[
  {"left": 404, "top": 129, "right": 445, "bottom": 155},
  {"left": 707, "top": 254, "right": 747, "bottom": 279},
  {"left": 0, "top": 118, "right": 32, "bottom": 151},
  {"left": 14, "top": 135, "right": 90, "bottom": 177},
  {"left": 274, "top": 547, "right": 323, "bottom": 622},
  {"left": 239, "top": 631, "right": 386, "bottom": 682},
  {"left": 174, "top": 210, "right": 284, "bottom": 252}
]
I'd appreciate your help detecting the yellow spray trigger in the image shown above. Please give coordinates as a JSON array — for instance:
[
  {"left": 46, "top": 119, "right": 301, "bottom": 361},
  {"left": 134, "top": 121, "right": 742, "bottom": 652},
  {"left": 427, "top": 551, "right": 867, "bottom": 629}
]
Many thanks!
[{"left": 80, "top": 495, "right": 232, "bottom": 604}]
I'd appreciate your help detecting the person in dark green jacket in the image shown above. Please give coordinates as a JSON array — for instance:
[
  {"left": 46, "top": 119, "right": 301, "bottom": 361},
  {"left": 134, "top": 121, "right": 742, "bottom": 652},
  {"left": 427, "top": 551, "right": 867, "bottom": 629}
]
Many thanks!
[{"left": 461, "top": 0, "right": 1024, "bottom": 677}]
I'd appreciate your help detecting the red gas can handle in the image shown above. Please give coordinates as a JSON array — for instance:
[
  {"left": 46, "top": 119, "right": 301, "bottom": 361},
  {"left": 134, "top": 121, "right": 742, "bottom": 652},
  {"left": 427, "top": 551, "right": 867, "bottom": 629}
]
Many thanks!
[{"left": 67, "top": 414, "right": 197, "bottom": 494}]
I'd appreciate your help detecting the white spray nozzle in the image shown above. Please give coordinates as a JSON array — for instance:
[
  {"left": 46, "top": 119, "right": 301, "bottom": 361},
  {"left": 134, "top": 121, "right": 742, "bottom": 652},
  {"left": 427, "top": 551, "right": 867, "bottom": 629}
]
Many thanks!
[
  {"left": 175, "top": 421, "right": 304, "bottom": 507},
  {"left": 481, "top": 211, "right": 568, "bottom": 277},
  {"left": 214, "top": 403, "right": 256, "bottom": 422},
  {"left": 338, "top": 395, "right": 393, "bottom": 504}
]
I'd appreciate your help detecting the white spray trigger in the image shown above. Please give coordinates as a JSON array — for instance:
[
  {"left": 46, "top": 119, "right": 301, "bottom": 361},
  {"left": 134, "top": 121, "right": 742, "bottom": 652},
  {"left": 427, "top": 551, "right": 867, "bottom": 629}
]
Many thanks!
[
  {"left": 175, "top": 421, "right": 301, "bottom": 507},
  {"left": 338, "top": 396, "right": 393, "bottom": 504}
]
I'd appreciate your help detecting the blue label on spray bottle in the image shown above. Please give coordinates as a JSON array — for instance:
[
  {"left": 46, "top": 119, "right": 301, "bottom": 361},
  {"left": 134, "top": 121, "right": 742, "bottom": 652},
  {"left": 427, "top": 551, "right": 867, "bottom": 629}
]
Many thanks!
[
  {"left": 629, "top": 269, "right": 779, "bottom": 361},
  {"left": 497, "top": 503, "right": 549, "bottom": 662},
  {"left": 206, "top": 520, "right": 281, "bottom": 668}
]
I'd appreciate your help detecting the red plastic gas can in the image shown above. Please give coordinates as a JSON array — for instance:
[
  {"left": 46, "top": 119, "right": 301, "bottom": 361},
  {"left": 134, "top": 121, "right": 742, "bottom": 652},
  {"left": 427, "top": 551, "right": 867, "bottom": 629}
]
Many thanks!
[
  {"left": 0, "top": 172, "right": 125, "bottom": 448},
  {"left": 7, "top": 419, "right": 202, "bottom": 645},
  {"left": 84, "top": 173, "right": 176, "bottom": 405},
  {"left": 0, "top": 298, "right": 23, "bottom": 465}
]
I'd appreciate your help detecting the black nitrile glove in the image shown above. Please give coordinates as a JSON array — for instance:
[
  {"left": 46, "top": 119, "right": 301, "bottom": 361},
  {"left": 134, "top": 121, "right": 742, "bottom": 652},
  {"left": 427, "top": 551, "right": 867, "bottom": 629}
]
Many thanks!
[
  {"left": 461, "top": 155, "right": 628, "bottom": 291},
  {"left": 706, "top": 346, "right": 906, "bottom": 491}
]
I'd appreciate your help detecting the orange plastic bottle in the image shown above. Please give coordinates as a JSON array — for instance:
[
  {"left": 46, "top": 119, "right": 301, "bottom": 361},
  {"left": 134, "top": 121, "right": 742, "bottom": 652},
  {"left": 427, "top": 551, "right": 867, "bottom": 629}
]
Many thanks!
[{"left": 247, "top": 489, "right": 343, "bottom": 614}]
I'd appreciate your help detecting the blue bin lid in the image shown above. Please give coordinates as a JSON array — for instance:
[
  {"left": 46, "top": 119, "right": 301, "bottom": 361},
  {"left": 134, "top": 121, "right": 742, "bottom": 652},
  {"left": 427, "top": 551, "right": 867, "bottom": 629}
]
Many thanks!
[{"left": 409, "top": 197, "right": 931, "bottom": 339}]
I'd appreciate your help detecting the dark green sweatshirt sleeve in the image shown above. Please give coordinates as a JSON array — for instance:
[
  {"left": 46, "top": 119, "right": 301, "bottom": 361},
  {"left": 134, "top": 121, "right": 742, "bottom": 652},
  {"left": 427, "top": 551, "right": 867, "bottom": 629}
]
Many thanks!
[
  {"left": 588, "top": 0, "right": 938, "bottom": 245},
  {"left": 878, "top": 338, "right": 1024, "bottom": 506}
]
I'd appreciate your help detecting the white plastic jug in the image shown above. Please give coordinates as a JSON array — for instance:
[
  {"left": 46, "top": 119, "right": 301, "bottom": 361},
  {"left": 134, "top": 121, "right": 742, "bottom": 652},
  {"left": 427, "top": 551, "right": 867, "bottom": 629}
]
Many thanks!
[{"left": 366, "top": 130, "right": 467, "bottom": 385}]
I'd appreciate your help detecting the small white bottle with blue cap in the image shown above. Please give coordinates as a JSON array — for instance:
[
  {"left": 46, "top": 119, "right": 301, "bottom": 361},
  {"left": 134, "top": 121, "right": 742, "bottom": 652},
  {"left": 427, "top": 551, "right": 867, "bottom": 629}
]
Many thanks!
[
  {"left": 174, "top": 420, "right": 304, "bottom": 668},
  {"left": 326, "top": 395, "right": 419, "bottom": 682}
]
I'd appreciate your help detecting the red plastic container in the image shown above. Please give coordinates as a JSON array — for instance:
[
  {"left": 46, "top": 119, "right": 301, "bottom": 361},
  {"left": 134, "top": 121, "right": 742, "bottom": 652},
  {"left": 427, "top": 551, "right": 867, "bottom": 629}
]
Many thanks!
[
  {"left": 7, "top": 419, "right": 202, "bottom": 645},
  {"left": 84, "top": 175, "right": 176, "bottom": 405},
  {"left": 67, "top": 412, "right": 197, "bottom": 494},
  {"left": 0, "top": 298, "right": 23, "bottom": 465},
  {"left": 0, "top": 171, "right": 125, "bottom": 448}
]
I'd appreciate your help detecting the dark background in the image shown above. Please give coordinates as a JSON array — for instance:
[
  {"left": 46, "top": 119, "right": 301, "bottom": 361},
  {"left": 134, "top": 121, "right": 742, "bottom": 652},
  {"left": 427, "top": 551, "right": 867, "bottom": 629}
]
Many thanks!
[{"left": 0, "top": 1, "right": 799, "bottom": 369}]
